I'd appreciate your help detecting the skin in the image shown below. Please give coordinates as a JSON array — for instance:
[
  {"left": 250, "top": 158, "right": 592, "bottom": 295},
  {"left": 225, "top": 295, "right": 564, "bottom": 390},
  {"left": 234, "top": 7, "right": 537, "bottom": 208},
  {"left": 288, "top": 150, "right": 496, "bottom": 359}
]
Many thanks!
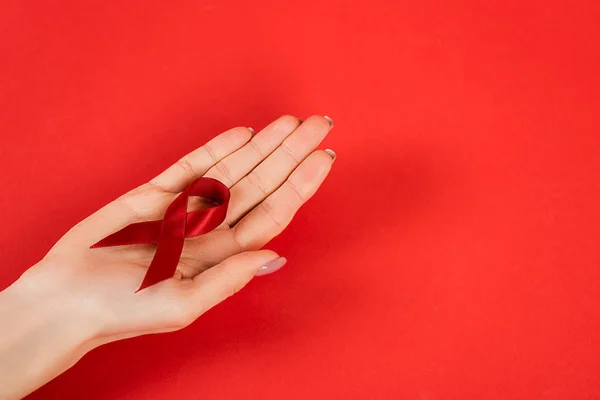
[{"left": 0, "top": 115, "right": 335, "bottom": 399}]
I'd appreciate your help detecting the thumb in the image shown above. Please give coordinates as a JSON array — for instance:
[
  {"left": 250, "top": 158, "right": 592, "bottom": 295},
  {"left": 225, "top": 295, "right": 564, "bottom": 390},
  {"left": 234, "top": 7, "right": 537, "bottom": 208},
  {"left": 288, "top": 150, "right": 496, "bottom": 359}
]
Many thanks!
[{"left": 187, "top": 250, "right": 286, "bottom": 315}]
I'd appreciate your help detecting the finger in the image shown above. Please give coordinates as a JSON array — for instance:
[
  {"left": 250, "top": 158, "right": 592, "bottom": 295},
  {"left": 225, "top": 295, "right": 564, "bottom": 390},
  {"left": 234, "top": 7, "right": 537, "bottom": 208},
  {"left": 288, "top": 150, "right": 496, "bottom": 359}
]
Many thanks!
[
  {"left": 202, "top": 115, "right": 301, "bottom": 187},
  {"left": 58, "top": 188, "right": 175, "bottom": 249},
  {"left": 91, "top": 252, "right": 285, "bottom": 338},
  {"left": 233, "top": 149, "right": 334, "bottom": 250},
  {"left": 181, "top": 250, "right": 284, "bottom": 318},
  {"left": 62, "top": 127, "right": 251, "bottom": 247},
  {"left": 226, "top": 115, "right": 333, "bottom": 225},
  {"left": 150, "top": 127, "right": 253, "bottom": 193}
]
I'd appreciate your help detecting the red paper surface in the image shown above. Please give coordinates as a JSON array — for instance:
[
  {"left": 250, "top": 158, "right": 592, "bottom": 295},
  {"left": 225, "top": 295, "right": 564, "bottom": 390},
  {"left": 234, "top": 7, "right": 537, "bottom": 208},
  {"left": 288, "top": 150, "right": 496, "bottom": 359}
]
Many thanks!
[{"left": 1, "top": 1, "right": 599, "bottom": 399}]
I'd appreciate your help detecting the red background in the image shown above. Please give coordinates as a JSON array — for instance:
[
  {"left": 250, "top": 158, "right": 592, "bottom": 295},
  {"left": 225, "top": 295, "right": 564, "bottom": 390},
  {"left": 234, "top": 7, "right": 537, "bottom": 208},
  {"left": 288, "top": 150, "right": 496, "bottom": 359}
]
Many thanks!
[{"left": 1, "top": 1, "right": 599, "bottom": 399}]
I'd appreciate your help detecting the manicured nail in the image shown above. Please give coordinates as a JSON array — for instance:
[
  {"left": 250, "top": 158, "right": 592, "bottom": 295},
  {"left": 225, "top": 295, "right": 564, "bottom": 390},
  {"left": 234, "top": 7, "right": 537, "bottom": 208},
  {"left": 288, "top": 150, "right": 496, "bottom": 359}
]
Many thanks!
[
  {"left": 323, "top": 115, "right": 334, "bottom": 127},
  {"left": 248, "top": 127, "right": 256, "bottom": 135},
  {"left": 255, "top": 257, "right": 287, "bottom": 276},
  {"left": 324, "top": 148, "right": 337, "bottom": 161}
]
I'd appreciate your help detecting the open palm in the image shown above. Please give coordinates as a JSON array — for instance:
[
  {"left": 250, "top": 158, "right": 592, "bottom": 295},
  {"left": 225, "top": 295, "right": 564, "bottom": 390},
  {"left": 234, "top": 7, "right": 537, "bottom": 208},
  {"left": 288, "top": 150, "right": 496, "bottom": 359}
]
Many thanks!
[{"left": 25, "top": 115, "right": 334, "bottom": 346}]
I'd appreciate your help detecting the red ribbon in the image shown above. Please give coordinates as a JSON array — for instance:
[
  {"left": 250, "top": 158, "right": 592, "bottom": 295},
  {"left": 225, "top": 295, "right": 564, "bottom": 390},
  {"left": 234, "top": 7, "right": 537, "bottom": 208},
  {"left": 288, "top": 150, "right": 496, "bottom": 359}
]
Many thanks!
[{"left": 91, "top": 177, "right": 230, "bottom": 291}]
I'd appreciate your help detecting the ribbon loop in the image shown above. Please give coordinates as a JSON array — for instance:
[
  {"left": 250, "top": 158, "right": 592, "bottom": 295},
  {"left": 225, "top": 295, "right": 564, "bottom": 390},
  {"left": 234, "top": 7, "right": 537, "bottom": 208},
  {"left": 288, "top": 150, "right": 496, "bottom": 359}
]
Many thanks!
[{"left": 91, "top": 177, "right": 230, "bottom": 291}]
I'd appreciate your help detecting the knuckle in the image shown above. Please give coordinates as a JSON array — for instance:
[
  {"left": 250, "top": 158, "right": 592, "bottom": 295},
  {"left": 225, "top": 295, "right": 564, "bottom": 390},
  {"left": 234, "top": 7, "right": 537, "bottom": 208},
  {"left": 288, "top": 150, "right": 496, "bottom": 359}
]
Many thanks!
[
  {"left": 214, "top": 161, "right": 234, "bottom": 185},
  {"left": 249, "top": 137, "right": 265, "bottom": 157},
  {"left": 114, "top": 196, "right": 142, "bottom": 220},
  {"left": 280, "top": 140, "right": 300, "bottom": 163},
  {"left": 261, "top": 200, "right": 283, "bottom": 228},
  {"left": 217, "top": 265, "right": 242, "bottom": 297},
  {"left": 232, "top": 229, "right": 247, "bottom": 251},
  {"left": 176, "top": 158, "right": 197, "bottom": 178},
  {"left": 286, "top": 179, "right": 306, "bottom": 204},
  {"left": 203, "top": 143, "right": 219, "bottom": 164},
  {"left": 247, "top": 170, "right": 270, "bottom": 196}
]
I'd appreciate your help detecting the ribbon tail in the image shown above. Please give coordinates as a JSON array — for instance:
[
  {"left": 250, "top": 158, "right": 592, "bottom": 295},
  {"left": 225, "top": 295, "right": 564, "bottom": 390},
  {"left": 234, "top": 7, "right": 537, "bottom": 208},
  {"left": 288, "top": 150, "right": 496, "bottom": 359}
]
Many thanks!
[
  {"left": 90, "top": 220, "right": 163, "bottom": 248},
  {"left": 136, "top": 185, "right": 190, "bottom": 291}
]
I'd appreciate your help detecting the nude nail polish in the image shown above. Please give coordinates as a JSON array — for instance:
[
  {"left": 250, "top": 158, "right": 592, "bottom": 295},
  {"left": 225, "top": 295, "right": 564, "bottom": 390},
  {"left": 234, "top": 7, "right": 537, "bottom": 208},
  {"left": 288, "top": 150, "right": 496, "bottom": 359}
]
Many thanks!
[
  {"left": 248, "top": 127, "right": 256, "bottom": 135},
  {"left": 323, "top": 115, "right": 334, "bottom": 127},
  {"left": 324, "top": 148, "right": 337, "bottom": 161},
  {"left": 255, "top": 257, "right": 287, "bottom": 276}
]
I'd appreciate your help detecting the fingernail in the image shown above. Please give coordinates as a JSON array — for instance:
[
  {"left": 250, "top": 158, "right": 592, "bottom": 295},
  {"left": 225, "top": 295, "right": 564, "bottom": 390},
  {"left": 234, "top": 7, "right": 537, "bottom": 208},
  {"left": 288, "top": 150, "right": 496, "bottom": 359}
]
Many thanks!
[
  {"left": 255, "top": 257, "right": 287, "bottom": 276},
  {"left": 323, "top": 115, "right": 334, "bottom": 127},
  {"left": 248, "top": 127, "right": 256, "bottom": 135},
  {"left": 324, "top": 148, "right": 337, "bottom": 161}
]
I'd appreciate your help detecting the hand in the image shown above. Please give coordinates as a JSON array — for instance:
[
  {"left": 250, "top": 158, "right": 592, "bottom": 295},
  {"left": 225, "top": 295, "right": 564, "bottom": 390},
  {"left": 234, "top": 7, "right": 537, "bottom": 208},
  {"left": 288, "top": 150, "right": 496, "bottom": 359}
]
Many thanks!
[{"left": 0, "top": 115, "right": 335, "bottom": 399}]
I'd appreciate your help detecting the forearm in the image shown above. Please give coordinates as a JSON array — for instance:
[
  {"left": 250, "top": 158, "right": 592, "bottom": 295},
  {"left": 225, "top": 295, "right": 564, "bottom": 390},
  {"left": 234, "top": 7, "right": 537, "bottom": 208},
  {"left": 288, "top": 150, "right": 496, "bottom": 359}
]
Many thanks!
[{"left": 0, "top": 271, "right": 98, "bottom": 399}]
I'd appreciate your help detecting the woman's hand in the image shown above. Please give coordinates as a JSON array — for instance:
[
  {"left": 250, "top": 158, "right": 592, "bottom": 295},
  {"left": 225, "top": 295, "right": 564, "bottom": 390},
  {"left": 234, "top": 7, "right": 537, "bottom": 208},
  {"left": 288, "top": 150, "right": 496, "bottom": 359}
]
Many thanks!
[{"left": 0, "top": 115, "right": 335, "bottom": 399}]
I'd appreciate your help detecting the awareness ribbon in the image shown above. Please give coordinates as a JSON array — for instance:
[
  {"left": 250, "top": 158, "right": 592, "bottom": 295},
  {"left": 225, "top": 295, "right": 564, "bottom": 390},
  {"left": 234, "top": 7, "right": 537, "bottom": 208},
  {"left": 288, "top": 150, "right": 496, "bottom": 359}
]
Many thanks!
[{"left": 91, "top": 177, "right": 230, "bottom": 291}]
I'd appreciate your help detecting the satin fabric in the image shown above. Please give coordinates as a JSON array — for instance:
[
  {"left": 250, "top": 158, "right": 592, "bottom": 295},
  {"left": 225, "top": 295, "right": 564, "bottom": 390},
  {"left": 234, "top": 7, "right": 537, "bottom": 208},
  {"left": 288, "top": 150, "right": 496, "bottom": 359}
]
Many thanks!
[{"left": 91, "top": 177, "right": 230, "bottom": 291}]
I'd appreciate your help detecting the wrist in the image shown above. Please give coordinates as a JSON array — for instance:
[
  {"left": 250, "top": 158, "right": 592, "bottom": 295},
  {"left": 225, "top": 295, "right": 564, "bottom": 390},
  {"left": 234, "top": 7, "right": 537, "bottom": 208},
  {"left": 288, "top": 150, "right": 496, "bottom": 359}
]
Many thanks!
[
  {"left": 8, "top": 263, "right": 102, "bottom": 344},
  {"left": 0, "top": 265, "right": 101, "bottom": 398}
]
